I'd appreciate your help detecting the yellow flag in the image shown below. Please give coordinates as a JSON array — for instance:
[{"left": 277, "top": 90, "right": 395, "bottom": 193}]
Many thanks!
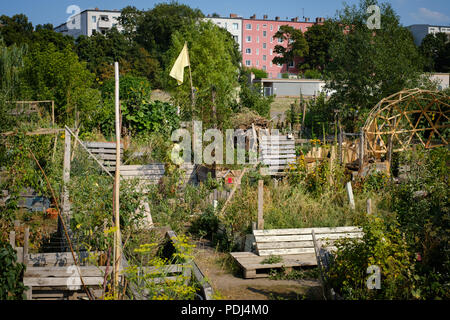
[{"left": 169, "top": 42, "right": 190, "bottom": 85}]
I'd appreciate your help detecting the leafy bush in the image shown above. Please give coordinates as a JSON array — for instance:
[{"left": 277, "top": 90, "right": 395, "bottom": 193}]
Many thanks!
[
  {"left": 303, "top": 69, "right": 322, "bottom": 79},
  {"left": 327, "top": 217, "right": 418, "bottom": 299},
  {"left": 0, "top": 241, "right": 27, "bottom": 300}
]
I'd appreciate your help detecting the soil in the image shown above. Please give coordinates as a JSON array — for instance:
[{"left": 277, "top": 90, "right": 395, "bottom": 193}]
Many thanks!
[{"left": 193, "top": 239, "right": 323, "bottom": 300}]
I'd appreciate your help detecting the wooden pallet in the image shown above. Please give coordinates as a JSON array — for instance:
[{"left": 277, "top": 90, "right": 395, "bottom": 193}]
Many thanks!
[
  {"left": 260, "top": 135, "right": 296, "bottom": 176},
  {"left": 230, "top": 251, "right": 317, "bottom": 279},
  {"left": 82, "top": 141, "right": 124, "bottom": 169},
  {"left": 231, "top": 226, "right": 363, "bottom": 279}
]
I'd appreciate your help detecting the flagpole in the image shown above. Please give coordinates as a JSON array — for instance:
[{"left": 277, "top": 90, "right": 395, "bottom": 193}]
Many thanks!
[{"left": 186, "top": 42, "right": 195, "bottom": 115}]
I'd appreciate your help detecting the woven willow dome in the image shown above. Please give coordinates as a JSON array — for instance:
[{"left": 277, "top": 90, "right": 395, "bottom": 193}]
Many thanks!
[{"left": 363, "top": 88, "right": 450, "bottom": 157}]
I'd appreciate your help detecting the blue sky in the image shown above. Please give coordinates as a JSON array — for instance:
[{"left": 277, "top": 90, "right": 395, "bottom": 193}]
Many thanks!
[{"left": 1, "top": 0, "right": 449, "bottom": 27}]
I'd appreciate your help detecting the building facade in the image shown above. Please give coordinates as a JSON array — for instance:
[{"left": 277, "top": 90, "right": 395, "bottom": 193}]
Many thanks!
[
  {"left": 208, "top": 14, "right": 324, "bottom": 79},
  {"left": 204, "top": 15, "right": 243, "bottom": 51},
  {"left": 54, "top": 9, "right": 122, "bottom": 38},
  {"left": 407, "top": 24, "right": 450, "bottom": 46}
]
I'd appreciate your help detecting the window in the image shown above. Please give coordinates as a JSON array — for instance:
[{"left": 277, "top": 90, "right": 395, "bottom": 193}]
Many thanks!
[
  {"left": 278, "top": 37, "right": 283, "bottom": 43},
  {"left": 263, "top": 24, "right": 267, "bottom": 28},
  {"left": 270, "top": 37, "right": 273, "bottom": 43},
  {"left": 246, "top": 48, "right": 252, "bottom": 54},
  {"left": 257, "top": 36, "right": 260, "bottom": 43},
  {"left": 233, "top": 35, "right": 238, "bottom": 42},
  {"left": 246, "top": 24, "right": 252, "bottom": 30},
  {"left": 257, "top": 24, "right": 259, "bottom": 30},
  {"left": 256, "top": 48, "right": 259, "bottom": 55},
  {"left": 270, "top": 49, "right": 273, "bottom": 55},
  {"left": 256, "top": 60, "right": 259, "bottom": 66},
  {"left": 270, "top": 25, "right": 273, "bottom": 31},
  {"left": 246, "top": 36, "right": 252, "bottom": 42},
  {"left": 289, "top": 61, "right": 294, "bottom": 67},
  {"left": 92, "top": 29, "right": 97, "bottom": 34},
  {"left": 263, "top": 55, "right": 267, "bottom": 61},
  {"left": 100, "top": 15, "right": 109, "bottom": 21},
  {"left": 232, "top": 23, "right": 239, "bottom": 30},
  {"left": 278, "top": 25, "right": 281, "bottom": 30},
  {"left": 270, "top": 61, "right": 273, "bottom": 67},
  {"left": 245, "top": 60, "right": 251, "bottom": 66},
  {"left": 92, "top": 16, "right": 97, "bottom": 23},
  {"left": 263, "top": 43, "right": 267, "bottom": 49},
  {"left": 225, "top": 22, "right": 228, "bottom": 28},
  {"left": 262, "top": 65, "right": 267, "bottom": 71},
  {"left": 263, "top": 31, "right": 267, "bottom": 37}
]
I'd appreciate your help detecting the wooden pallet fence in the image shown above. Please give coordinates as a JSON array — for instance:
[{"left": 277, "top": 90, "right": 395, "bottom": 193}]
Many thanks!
[
  {"left": 260, "top": 135, "right": 296, "bottom": 176},
  {"left": 82, "top": 141, "right": 124, "bottom": 169}
]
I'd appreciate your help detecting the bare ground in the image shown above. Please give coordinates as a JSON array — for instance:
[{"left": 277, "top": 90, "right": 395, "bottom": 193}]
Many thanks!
[{"left": 193, "top": 240, "right": 323, "bottom": 300}]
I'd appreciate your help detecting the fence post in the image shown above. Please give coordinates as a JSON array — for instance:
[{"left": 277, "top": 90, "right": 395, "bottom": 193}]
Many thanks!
[
  {"left": 359, "top": 128, "right": 365, "bottom": 171},
  {"left": 366, "top": 198, "right": 372, "bottom": 215},
  {"left": 257, "top": 180, "right": 264, "bottom": 230},
  {"left": 346, "top": 181, "right": 355, "bottom": 210},
  {"left": 60, "top": 127, "right": 71, "bottom": 241},
  {"left": 23, "top": 227, "right": 29, "bottom": 264}
]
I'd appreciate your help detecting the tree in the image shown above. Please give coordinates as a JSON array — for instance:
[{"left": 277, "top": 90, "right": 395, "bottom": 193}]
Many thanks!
[
  {"left": 21, "top": 43, "right": 98, "bottom": 125},
  {"left": 0, "top": 14, "right": 33, "bottom": 46},
  {"left": 117, "top": 6, "right": 144, "bottom": 41},
  {"left": 326, "top": 0, "right": 424, "bottom": 131},
  {"left": 167, "top": 20, "right": 240, "bottom": 127},
  {"left": 136, "top": 2, "right": 204, "bottom": 70},
  {"left": 302, "top": 21, "right": 337, "bottom": 72},
  {"left": 272, "top": 25, "right": 309, "bottom": 71},
  {"left": 419, "top": 33, "right": 449, "bottom": 72}
]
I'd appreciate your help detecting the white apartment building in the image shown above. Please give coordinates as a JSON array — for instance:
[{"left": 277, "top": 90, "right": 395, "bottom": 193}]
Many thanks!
[
  {"left": 408, "top": 24, "right": 450, "bottom": 46},
  {"left": 204, "top": 14, "right": 243, "bottom": 51},
  {"left": 54, "top": 8, "right": 122, "bottom": 38}
]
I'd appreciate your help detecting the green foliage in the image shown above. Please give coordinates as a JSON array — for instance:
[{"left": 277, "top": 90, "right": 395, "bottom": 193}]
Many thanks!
[
  {"left": 272, "top": 25, "right": 309, "bottom": 69},
  {"left": 238, "top": 70, "right": 273, "bottom": 118},
  {"left": 21, "top": 42, "right": 97, "bottom": 125},
  {"left": 303, "top": 69, "right": 322, "bottom": 79},
  {"left": 326, "top": 0, "right": 424, "bottom": 131},
  {"left": 0, "top": 241, "right": 27, "bottom": 300},
  {"left": 136, "top": 1, "right": 204, "bottom": 70},
  {"left": 261, "top": 255, "right": 283, "bottom": 264},
  {"left": 168, "top": 20, "right": 240, "bottom": 127},
  {"left": 247, "top": 67, "right": 268, "bottom": 79},
  {"left": 419, "top": 33, "right": 450, "bottom": 73},
  {"left": 189, "top": 206, "right": 219, "bottom": 240},
  {"left": 391, "top": 147, "right": 449, "bottom": 299},
  {"left": 0, "top": 14, "right": 33, "bottom": 46},
  {"left": 302, "top": 21, "right": 338, "bottom": 71},
  {"left": 327, "top": 217, "right": 417, "bottom": 299}
]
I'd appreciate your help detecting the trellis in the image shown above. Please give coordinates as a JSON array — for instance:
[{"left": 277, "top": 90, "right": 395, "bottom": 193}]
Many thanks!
[{"left": 363, "top": 89, "right": 449, "bottom": 158}]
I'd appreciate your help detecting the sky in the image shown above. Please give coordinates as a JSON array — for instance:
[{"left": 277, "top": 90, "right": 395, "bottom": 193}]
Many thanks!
[{"left": 1, "top": 0, "right": 449, "bottom": 28}]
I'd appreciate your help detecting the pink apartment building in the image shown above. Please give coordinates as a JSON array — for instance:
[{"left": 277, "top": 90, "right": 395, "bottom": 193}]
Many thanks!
[{"left": 241, "top": 15, "right": 323, "bottom": 78}]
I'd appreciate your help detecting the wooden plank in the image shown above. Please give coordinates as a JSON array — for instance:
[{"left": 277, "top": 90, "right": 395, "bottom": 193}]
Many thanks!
[
  {"left": 83, "top": 142, "right": 124, "bottom": 149},
  {"left": 254, "top": 232, "right": 362, "bottom": 243},
  {"left": 262, "top": 159, "right": 296, "bottom": 165},
  {"left": 253, "top": 227, "right": 362, "bottom": 236},
  {"left": 257, "top": 241, "right": 315, "bottom": 249},
  {"left": 257, "top": 247, "right": 315, "bottom": 256},
  {"left": 88, "top": 148, "right": 124, "bottom": 154},
  {"left": 24, "top": 277, "right": 107, "bottom": 287},
  {"left": 25, "top": 266, "right": 113, "bottom": 277},
  {"left": 257, "top": 180, "right": 264, "bottom": 230},
  {"left": 120, "top": 164, "right": 165, "bottom": 170},
  {"left": 119, "top": 170, "right": 165, "bottom": 176}
]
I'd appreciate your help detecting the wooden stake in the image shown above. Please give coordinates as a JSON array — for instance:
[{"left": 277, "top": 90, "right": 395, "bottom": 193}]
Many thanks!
[
  {"left": 366, "top": 198, "right": 372, "bottom": 215},
  {"left": 257, "top": 180, "right": 264, "bottom": 230},
  {"left": 60, "top": 127, "right": 71, "bottom": 239},
  {"left": 23, "top": 227, "right": 29, "bottom": 265},
  {"left": 113, "top": 62, "right": 122, "bottom": 295},
  {"left": 346, "top": 181, "right": 355, "bottom": 210}
]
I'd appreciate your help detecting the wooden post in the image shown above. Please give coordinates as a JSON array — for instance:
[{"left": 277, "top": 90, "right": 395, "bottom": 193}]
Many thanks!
[
  {"left": 9, "top": 230, "right": 15, "bottom": 248},
  {"left": 359, "top": 128, "right": 364, "bottom": 171},
  {"left": 338, "top": 125, "right": 343, "bottom": 165},
  {"left": 346, "top": 181, "right": 355, "bottom": 210},
  {"left": 366, "top": 198, "right": 372, "bottom": 215},
  {"left": 113, "top": 61, "right": 122, "bottom": 295},
  {"left": 23, "top": 227, "right": 29, "bottom": 265},
  {"left": 257, "top": 180, "right": 264, "bottom": 230},
  {"left": 60, "top": 127, "right": 71, "bottom": 238}
]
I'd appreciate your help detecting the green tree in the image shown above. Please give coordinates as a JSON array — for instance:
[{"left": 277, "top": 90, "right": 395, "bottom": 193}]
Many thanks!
[
  {"left": 302, "top": 21, "right": 337, "bottom": 72},
  {"left": 0, "top": 14, "right": 33, "bottom": 46},
  {"left": 272, "top": 25, "right": 309, "bottom": 71},
  {"left": 167, "top": 20, "right": 240, "bottom": 127},
  {"left": 136, "top": 2, "right": 204, "bottom": 70},
  {"left": 419, "top": 33, "right": 450, "bottom": 72},
  {"left": 21, "top": 43, "right": 98, "bottom": 125},
  {"left": 238, "top": 69, "right": 273, "bottom": 118},
  {"left": 326, "top": 0, "right": 423, "bottom": 131}
]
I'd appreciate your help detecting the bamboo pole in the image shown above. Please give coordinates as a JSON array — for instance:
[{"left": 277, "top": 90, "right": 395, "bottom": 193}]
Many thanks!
[{"left": 113, "top": 62, "right": 122, "bottom": 295}]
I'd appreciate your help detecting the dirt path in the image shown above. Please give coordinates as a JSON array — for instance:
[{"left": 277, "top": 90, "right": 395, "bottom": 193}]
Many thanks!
[{"left": 193, "top": 240, "right": 323, "bottom": 300}]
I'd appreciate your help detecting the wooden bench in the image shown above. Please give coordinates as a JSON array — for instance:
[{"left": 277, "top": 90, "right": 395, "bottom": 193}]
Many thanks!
[
  {"left": 231, "top": 226, "right": 363, "bottom": 279},
  {"left": 119, "top": 164, "right": 165, "bottom": 185},
  {"left": 83, "top": 141, "right": 124, "bottom": 169},
  {"left": 259, "top": 135, "right": 296, "bottom": 176}
]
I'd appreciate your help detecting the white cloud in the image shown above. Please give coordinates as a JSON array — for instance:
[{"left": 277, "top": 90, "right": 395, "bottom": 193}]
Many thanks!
[{"left": 410, "top": 7, "right": 450, "bottom": 24}]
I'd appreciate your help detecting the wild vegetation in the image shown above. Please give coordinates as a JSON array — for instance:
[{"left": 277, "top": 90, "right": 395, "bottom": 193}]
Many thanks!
[{"left": 0, "top": 0, "right": 448, "bottom": 300}]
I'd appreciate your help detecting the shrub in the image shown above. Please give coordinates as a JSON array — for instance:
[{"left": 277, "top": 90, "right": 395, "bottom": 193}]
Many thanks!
[
  {"left": 303, "top": 69, "right": 322, "bottom": 79},
  {"left": 0, "top": 241, "right": 27, "bottom": 300}
]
